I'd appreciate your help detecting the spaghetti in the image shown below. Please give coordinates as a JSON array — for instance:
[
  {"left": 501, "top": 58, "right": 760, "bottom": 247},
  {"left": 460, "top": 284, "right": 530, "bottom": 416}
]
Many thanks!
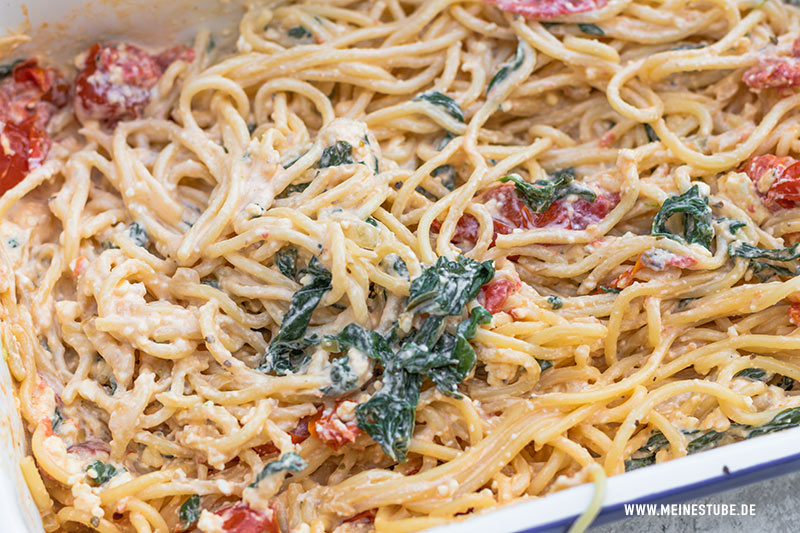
[{"left": 3, "top": 0, "right": 800, "bottom": 532}]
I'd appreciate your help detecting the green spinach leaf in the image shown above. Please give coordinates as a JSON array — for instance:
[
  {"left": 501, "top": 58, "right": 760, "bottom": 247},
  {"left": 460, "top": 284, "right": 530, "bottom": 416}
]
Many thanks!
[
  {"left": 319, "top": 141, "right": 354, "bottom": 167},
  {"left": 488, "top": 40, "right": 525, "bottom": 94},
  {"left": 86, "top": 461, "right": 118, "bottom": 486},
  {"left": 412, "top": 90, "right": 465, "bottom": 123},
  {"left": 260, "top": 258, "right": 331, "bottom": 374},
  {"left": 249, "top": 452, "right": 307, "bottom": 488},
  {"left": 406, "top": 256, "right": 494, "bottom": 316},
  {"left": 276, "top": 246, "right": 298, "bottom": 279},
  {"left": 499, "top": 169, "right": 596, "bottom": 214},
  {"left": 578, "top": 23, "right": 605, "bottom": 35},
  {"left": 179, "top": 495, "right": 202, "bottom": 529},
  {"left": 651, "top": 185, "right": 714, "bottom": 249}
]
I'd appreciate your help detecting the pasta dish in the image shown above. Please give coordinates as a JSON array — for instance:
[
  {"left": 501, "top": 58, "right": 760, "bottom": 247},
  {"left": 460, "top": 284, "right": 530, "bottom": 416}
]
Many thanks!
[{"left": 4, "top": 0, "right": 800, "bottom": 531}]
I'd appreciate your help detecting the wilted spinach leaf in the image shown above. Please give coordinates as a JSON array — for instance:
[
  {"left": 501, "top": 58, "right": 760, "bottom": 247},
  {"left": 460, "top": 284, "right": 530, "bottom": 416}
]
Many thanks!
[
  {"left": 547, "top": 295, "right": 563, "bottom": 310},
  {"left": 488, "top": 40, "right": 525, "bottom": 94},
  {"left": 432, "top": 165, "right": 456, "bottom": 191},
  {"left": 127, "top": 222, "right": 149, "bottom": 247},
  {"left": 276, "top": 246, "right": 298, "bottom": 279},
  {"left": 406, "top": 256, "right": 494, "bottom": 316},
  {"left": 319, "top": 141, "right": 354, "bottom": 167},
  {"left": 0, "top": 59, "right": 23, "bottom": 80},
  {"left": 288, "top": 26, "right": 312, "bottom": 39},
  {"left": 578, "top": 23, "right": 605, "bottom": 35},
  {"left": 651, "top": 185, "right": 714, "bottom": 249},
  {"left": 179, "top": 495, "right": 202, "bottom": 529},
  {"left": 86, "top": 461, "right": 118, "bottom": 486},
  {"left": 412, "top": 90, "right": 465, "bottom": 123},
  {"left": 734, "top": 368, "right": 767, "bottom": 380},
  {"left": 260, "top": 258, "right": 331, "bottom": 374},
  {"left": 249, "top": 452, "right": 307, "bottom": 488},
  {"left": 499, "top": 169, "right": 596, "bottom": 214}
]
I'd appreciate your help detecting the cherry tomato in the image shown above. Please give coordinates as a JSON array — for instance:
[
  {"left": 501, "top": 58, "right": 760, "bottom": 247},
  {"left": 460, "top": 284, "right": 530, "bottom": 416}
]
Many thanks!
[
  {"left": 789, "top": 302, "right": 800, "bottom": 327},
  {"left": 74, "top": 43, "right": 163, "bottom": 124},
  {"left": 479, "top": 278, "right": 518, "bottom": 314},
  {"left": 742, "top": 154, "right": 800, "bottom": 210},
  {"left": 743, "top": 58, "right": 800, "bottom": 90},
  {"left": 485, "top": 0, "right": 608, "bottom": 20},
  {"left": 532, "top": 192, "right": 619, "bottom": 230},
  {"left": 309, "top": 403, "right": 362, "bottom": 450},
  {"left": 216, "top": 503, "right": 280, "bottom": 533},
  {"left": 0, "top": 116, "right": 50, "bottom": 195},
  {"left": 252, "top": 417, "right": 311, "bottom": 456}
]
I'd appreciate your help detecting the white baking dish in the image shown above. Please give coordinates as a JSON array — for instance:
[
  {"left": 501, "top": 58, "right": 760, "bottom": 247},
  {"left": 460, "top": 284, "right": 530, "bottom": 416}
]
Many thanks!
[{"left": 2, "top": 2, "right": 800, "bottom": 532}]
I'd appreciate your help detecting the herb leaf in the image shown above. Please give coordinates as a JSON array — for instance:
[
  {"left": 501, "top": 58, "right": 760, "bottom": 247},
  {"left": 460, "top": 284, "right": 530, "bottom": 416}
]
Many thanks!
[
  {"left": 319, "top": 141, "right": 354, "bottom": 167},
  {"left": 288, "top": 26, "right": 312, "bottom": 40},
  {"left": 179, "top": 495, "right": 202, "bottom": 529},
  {"left": 275, "top": 246, "right": 298, "bottom": 279},
  {"left": 432, "top": 165, "right": 456, "bottom": 191},
  {"left": 729, "top": 242, "right": 800, "bottom": 262},
  {"left": 356, "top": 370, "right": 422, "bottom": 462},
  {"left": 249, "top": 452, "right": 307, "bottom": 488},
  {"left": 748, "top": 407, "right": 800, "bottom": 438},
  {"left": 406, "top": 256, "right": 494, "bottom": 316},
  {"left": 412, "top": 90, "right": 465, "bottom": 123},
  {"left": 651, "top": 185, "right": 714, "bottom": 249},
  {"left": 127, "top": 222, "right": 149, "bottom": 247},
  {"left": 488, "top": 40, "right": 525, "bottom": 94},
  {"left": 546, "top": 295, "right": 563, "bottom": 310},
  {"left": 734, "top": 368, "right": 767, "bottom": 380},
  {"left": 260, "top": 258, "right": 331, "bottom": 374},
  {"left": 51, "top": 407, "right": 63, "bottom": 433},
  {"left": 0, "top": 59, "right": 23, "bottom": 80},
  {"left": 499, "top": 169, "right": 596, "bottom": 214},
  {"left": 645, "top": 123, "right": 660, "bottom": 143},
  {"left": 578, "top": 23, "right": 605, "bottom": 36},
  {"left": 86, "top": 461, "right": 118, "bottom": 486}
]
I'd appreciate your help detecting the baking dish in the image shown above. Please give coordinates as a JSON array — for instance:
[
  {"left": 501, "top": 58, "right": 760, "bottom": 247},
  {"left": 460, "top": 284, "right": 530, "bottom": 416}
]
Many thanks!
[{"left": 3, "top": 1, "right": 800, "bottom": 532}]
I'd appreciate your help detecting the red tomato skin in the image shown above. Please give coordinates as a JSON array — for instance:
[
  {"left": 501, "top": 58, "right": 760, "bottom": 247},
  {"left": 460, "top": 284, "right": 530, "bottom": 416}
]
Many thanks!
[
  {"left": 154, "top": 45, "right": 196, "bottom": 71},
  {"left": 309, "top": 403, "right": 362, "bottom": 451},
  {"left": 790, "top": 302, "right": 800, "bottom": 327},
  {"left": 485, "top": 0, "right": 608, "bottom": 20},
  {"left": 0, "top": 115, "right": 51, "bottom": 195},
  {"left": 74, "top": 43, "right": 162, "bottom": 124},
  {"left": 479, "top": 278, "right": 517, "bottom": 314},
  {"left": 742, "top": 154, "right": 800, "bottom": 210},
  {"left": 532, "top": 192, "right": 619, "bottom": 230},
  {"left": 216, "top": 503, "right": 280, "bottom": 533},
  {"left": 743, "top": 58, "right": 800, "bottom": 90}
]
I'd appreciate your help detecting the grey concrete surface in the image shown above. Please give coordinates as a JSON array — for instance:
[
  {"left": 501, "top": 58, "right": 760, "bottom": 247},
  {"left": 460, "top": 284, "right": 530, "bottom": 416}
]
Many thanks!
[{"left": 591, "top": 470, "right": 800, "bottom": 532}]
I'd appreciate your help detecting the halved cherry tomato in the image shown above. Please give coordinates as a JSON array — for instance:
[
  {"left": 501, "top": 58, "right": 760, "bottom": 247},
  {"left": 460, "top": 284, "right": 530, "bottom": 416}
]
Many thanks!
[
  {"left": 215, "top": 503, "right": 280, "bottom": 533},
  {"left": 479, "top": 278, "right": 518, "bottom": 314},
  {"left": 790, "top": 302, "right": 800, "bottom": 326},
  {"left": 252, "top": 417, "right": 311, "bottom": 456},
  {"left": 485, "top": 0, "right": 608, "bottom": 20},
  {"left": 309, "top": 403, "right": 362, "bottom": 450},
  {"left": 741, "top": 154, "right": 800, "bottom": 210},
  {"left": 743, "top": 58, "right": 800, "bottom": 90},
  {"left": 74, "top": 43, "right": 194, "bottom": 125}
]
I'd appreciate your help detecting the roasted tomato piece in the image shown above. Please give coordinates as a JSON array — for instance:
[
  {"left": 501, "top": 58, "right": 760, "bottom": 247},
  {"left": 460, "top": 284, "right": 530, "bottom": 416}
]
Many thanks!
[
  {"left": 479, "top": 278, "right": 518, "bottom": 314},
  {"left": 485, "top": 0, "right": 608, "bottom": 20},
  {"left": 743, "top": 57, "right": 800, "bottom": 90},
  {"left": 531, "top": 192, "right": 619, "bottom": 230},
  {"left": 252, "top": 416, "right": 311, "bottom": 456},
  {"left": 12, "top": 59, "right": 70, "bottom": 107},
  {"left": 309, "top": 402, "right": 362, "bottom": 450},
  {"left": 0, "top": 116, "right": 50, "bottom": 194},
  {"left": 215, "top": 503, "right": 280, "bottom": 533},
  {"left": 75, "top": 43, "right": 161, "bottom": 124},
  {"left": 790, "top": 302, "right": 800, "bottom": 326},
  {"left": 742, "top": 154, "right": 800, "bottom": 210},
  {"left": 154, "top": 45, "right": 196, "bottom": 71}
]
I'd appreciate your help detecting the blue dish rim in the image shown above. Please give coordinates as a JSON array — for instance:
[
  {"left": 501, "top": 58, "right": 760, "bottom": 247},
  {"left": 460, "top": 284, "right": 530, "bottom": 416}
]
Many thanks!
[{"left": 513, "top": 447, "right": 800, "bottom": 532}]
